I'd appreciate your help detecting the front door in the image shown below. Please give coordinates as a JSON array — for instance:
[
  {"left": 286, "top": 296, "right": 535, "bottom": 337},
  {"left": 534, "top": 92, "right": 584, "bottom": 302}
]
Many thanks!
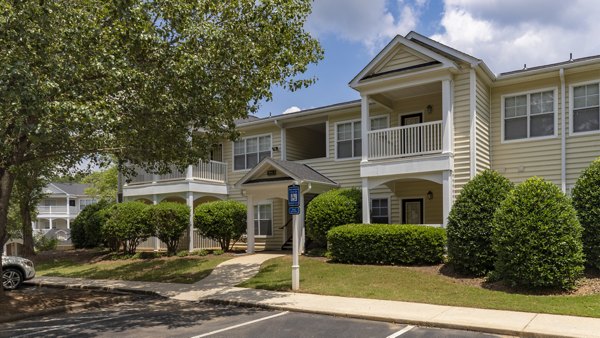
[
  {"left": 400, "top": 113, "right": 423, "bottom": 154},
  {"left": 402, "top": 199, "right": 423, "bottom": 224},
  {"left": 401, "top": 113, "right": 423, "bottom": 126}
]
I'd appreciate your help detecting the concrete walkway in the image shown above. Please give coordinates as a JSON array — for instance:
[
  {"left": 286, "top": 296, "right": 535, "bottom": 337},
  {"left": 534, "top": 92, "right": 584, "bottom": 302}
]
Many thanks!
[{"left": 26, "top": 253, "right": 600, "bottom": 338}]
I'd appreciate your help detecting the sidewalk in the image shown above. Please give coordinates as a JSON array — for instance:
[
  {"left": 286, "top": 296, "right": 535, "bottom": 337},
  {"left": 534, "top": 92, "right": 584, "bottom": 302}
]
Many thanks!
[{"left": 26, "top": 253, "right": 600, "bottom": 338}]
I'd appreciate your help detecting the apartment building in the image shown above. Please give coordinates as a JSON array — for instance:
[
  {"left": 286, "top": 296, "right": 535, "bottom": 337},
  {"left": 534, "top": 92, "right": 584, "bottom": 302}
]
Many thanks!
[{"left": 122, "top": 31, "right": 600, "bottom": 252}]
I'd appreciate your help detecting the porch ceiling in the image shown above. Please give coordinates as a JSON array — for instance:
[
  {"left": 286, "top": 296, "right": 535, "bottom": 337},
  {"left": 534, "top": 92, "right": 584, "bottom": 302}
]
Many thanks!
[{"left": 377, "top": 81, "right": 441, "bottom": 101}]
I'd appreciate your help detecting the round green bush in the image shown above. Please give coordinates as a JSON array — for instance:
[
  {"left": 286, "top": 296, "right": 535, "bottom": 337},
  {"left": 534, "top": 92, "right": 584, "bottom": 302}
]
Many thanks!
[
  {"left": 71, "top": 200, "right": 113, "bottom": 249},
  {"left": 194, "top": 200, "right": 246, "bottom": 251},
  {"left": 145, "top": 202, "right": 190, "bottom": 255},
  {"left": 447, "top": 170, "right": 513, "bottom": 276},
  {"left": 305, "top": 188, "right": 361, "bottom": 247},
  {"left": 492, "top": 177, "right": 584, "bottom": 289},
  {"left": 103, "top": 201, "right": 153, "bottom": 254},
  {"left": 572, "top": 157, "right": 600, "bottom": 269}
]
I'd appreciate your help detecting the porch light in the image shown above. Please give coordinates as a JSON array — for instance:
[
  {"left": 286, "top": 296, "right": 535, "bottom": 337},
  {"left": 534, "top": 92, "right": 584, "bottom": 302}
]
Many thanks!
[
  {"left": 427, "top": 190, "right": 433, "bottom": 200},
  {"left": 426, "top": 104, "right": 433, "bottom": 114}
]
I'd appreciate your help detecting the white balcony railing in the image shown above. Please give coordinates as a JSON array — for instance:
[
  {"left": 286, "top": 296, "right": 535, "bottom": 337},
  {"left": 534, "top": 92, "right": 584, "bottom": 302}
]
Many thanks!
[
  {"left": 37, "top": 206, "right": 79, "bottom": 215},
  {"left": 127, "top": 160, "right": 227, "bottom": 185},
  {"left": 367, "top": 121, "right": 443, "bottom": 160}
]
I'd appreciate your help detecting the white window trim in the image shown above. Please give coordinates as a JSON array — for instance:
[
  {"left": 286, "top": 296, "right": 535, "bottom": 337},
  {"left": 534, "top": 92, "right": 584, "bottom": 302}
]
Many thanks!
[
  {"left": 370, "top": 195, "right": 391, "bottom": 224},
  {"left": 231, "top": 133, "right": 272, "bottom": 172},
  {"left": 334, "top": 116, "right": 390, "bottom": 161},
  {"left": 369, "top": 114, "right": 390, "bottom": 130},
  {"left": 253, "top": 200, "right": 273, "bottom": 238},
  {"left": 569, "top": 79, "right": 600, "bottom": 137},
  {"left": 398, "top": 111, "right": 424, "bottom": 126},
  {"left": 500, "top": 87, "right": 559, "bottom": 144}
]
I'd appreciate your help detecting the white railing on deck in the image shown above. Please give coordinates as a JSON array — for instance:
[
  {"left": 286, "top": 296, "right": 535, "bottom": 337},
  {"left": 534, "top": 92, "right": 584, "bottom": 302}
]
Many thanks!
[
  {"left": 128, "top": 171, "right": 154, "bottom": 184},
  {"left": 157, "top": 165, "right": 187, "bottom": 181},
  {"left": 367, "top": 121, "right": 442, "bottom": 160},
  {"left": 192, "top": 160, "right": 227, "bottom": 182},
  {"left": 37, "top": 206, "right": 68, "bottom": 214}
]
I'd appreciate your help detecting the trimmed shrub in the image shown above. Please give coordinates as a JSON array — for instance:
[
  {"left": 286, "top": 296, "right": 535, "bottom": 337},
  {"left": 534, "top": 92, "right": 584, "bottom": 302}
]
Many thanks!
[
  {"left": 194, "top": 200, "right": 246, "bottom": 251},
  {"left": 446, "top": 170, "right": 513, "bottom": 276},
  {"left": 327, "top": 224, "right": 446, "bottom": 265},
  {"left": 572, "top": 157, "right": 600, "bottom": 269},
  {"left": 33, "top": 233, "right": 58, "bottom": 252},
  {"left": 71, "top": 200, "right": 113, "bottom": 249},
  {"left": 145, "top": 202, "right": 190, "bottom": 255},
  {"left": 305, "top": 188, "right": 362, "bottom": 247},
  {"left": 103, "top": 201, "right": 153, "bottom": 254},
  {"left": 493, "top": 177, "right": 584, "bottom": 289}
]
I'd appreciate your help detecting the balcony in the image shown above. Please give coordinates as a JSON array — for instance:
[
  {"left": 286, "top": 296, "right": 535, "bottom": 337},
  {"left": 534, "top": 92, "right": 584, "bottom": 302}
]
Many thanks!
[
  {"left": 367, "top": 121, "right": 442, "bottom": 160},
  {"left": 37, "top": 206, "right": 79, "bottom": 215},
  {"left": 127, "top": 160, "right": 227, "bottom": 185}
]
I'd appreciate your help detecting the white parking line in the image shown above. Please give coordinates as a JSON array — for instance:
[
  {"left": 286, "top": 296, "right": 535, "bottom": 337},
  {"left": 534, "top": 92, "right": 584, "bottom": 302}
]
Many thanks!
[
  {"left": 190, "top": 311, "right": 289, "bottom": 338},
  {"left": 386, "top": 325, "right": 415, "bottom": 338}
]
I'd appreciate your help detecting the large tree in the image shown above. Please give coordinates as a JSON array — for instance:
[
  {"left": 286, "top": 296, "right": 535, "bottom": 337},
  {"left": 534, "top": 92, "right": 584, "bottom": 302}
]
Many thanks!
[
  {"left": 0, "top": 0, "right": 322, "bottom": 296},
  {"left": 83, "top": 166, "right": 118, "bottom": 203}
]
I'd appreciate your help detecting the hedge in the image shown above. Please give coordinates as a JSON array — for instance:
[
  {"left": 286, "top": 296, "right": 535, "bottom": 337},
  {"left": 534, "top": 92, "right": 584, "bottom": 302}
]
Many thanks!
[
  {"left": 327, "top": 224, "right": 446, "bottom": 265},
  {"left": 194, "top": 200, "right": 246, "bottom": 251},
  {"left": 145, "top": 202, "right": 190, "bottom": 255},
  {"left": 71, "top": 200, "right": 113, "bottom": 249},
  {"left": 493, "top": 177, "right": 584, "bottom": 289},
  {"left": 572, "top": 157, "right": 600, "bottom": 269},
  {"left": 305, "top": 188, "right": 361, "bottom": 247},
  {"left": 447, "top": 170, "right": 513, "bottom": 276},
  {"left": 103, "top": 201, "right": 153, "bottom": 254}
]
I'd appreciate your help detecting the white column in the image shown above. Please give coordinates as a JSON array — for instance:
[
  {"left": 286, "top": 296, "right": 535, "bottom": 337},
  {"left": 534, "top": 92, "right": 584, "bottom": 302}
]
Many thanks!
[
  {"left": 153, "top": 195, "right": 159, "bottom": 251},
  {"left": 442, "top": 170, "right": 453, "bottom": 228},
  {"left": 362, "top": 178, "right": 370, "bottom": 224},
  {"left": 299, "top": 193, "right": 305, "bottom": 254},
  {"left": 246, "top": 194, "right": 255, "bottom": 254},
  {"left": 67, "top": 218, "right": 70, "bottom": 229},
  {"left": 186, "top": 164, "right": 193, "bottom": 180},
  {"left": 292, "top": 192, "right": 303, "bottom": 291},
  {"left": 442, "top": 79, "right": 454, "bottom": 155},
  {"left": 280, "top": 128, "right": 287, "bottom": 160},
  {"left": 360, "top": 94, "right": 370, "bottom": 162},
  {"left": 187, "top": 191, "right": 194, "bottom": 252},
  {"left": 66, "top": 195, "right": 70, "bottom": 217},
  {"left": 49, "top": 219, "right": 53, "bottom": 230}
]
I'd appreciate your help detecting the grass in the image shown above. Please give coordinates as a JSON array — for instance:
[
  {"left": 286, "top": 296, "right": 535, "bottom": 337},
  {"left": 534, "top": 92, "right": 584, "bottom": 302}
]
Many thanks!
[
  {"left": 36, "top": 255, "right": 231, "bottom": 284},
  {"left": 239, "top": 256, "right": 600, "bottom": 318}
]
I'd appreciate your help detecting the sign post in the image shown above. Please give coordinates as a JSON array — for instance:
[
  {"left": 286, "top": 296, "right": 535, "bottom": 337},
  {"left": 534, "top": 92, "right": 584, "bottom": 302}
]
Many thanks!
[{"left": 288, "top": 184, "right": 301, "bottom": 290}]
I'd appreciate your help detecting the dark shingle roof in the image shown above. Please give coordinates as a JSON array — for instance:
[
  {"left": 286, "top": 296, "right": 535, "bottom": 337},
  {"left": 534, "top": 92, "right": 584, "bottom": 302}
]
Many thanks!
[
  {"left": 264, "top": 158, "right": 337, "bottom": 185},
  {"left": 50, "top": 182, "right": 90, "bottom": 196}
]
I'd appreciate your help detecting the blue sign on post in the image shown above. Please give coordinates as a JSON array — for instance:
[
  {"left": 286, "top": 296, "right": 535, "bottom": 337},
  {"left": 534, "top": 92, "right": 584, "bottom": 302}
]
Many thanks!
[
  {"left": 288, "top": 184, "right": 300, "bottom": 207},
  {"left": 288, "top": 206, "right": 300, "bottom": 215}
]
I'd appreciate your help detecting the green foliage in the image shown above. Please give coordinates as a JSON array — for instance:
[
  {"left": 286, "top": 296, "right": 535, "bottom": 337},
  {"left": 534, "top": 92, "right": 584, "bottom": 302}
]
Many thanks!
[
  {"left": 103, "top": 201, "right": 153, "bottom": 254},
  {"left": 305, "top": 188, "right": 362, "bottom": 247},
  {"left": 83, "top": 166, "right": 118, "bottom": 203},
  {"left": 176, "top": 250, "right": 190, "bottom": 257},
  {"left": 194, "top": 200, "right": 246, "bottom": 251},
  {"left": 447, "top": 170, "right": 513, "bottom": 276},
  {"left": 190, "top": 249, "right": 209, "bottom": 257},
  {"left": 327, "top": 224, "right": 446, "bottom": 265},
  {"left": 33, "top": 233, "right": 58, "bottom": 252},
  {"left": 572, "top": 157, "right": 600, "bottom": 269},
  {"left": 212, "top": 249, "right": 225, "bottom": 256},
  {"left": 132, "top": 251, "right": 160, "bottom": 260},
  {"left": 493, "top": 177, "right": 584, "bottom": 289},
  {"left": 145, "top": 202, "right": 190, "bottom": 255},
  {"left": 71, "top": 200, "right": 113, "bottom": 249}
]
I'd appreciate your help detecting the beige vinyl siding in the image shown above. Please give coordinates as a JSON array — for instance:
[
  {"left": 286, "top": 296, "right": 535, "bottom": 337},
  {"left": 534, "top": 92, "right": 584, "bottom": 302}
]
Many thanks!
[
  {"left": 374, "top": 46, "right": 434, "bottom": 74},
  {"left": 392, "top": 92, "right": 442, "bottom": 125},
  {"left": 452, "top": 71, "right": 472, "bottom": 196},
  {"left": 475, "top": 75, "right": 491, "bottom": 172},
  {"left": 286, "top": 126, "right": 326, "bottom": 161},
  {"left": 393, "top": 180, "right": 443, "bottom": 225},
  {"left": 491, "top": 78, "right": 562, "bottom": 185},
  {"left": 565, "top": 71, "right": 600, "bottom": 189}
]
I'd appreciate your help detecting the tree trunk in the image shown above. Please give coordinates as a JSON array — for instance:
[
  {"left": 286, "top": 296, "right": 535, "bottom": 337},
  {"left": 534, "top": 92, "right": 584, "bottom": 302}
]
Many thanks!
[
  {"left": 20, "top": 200, "right": 35, "bottom": 258},
  {"left": 0, "top": 168, "right": 17, "bottom": 299}
]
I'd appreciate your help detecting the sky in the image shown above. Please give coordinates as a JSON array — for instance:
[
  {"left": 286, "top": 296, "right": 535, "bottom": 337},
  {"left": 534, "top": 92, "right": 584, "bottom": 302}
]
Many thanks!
[{"left": 256, "top": 0, "right": 600, "bottom": 118}]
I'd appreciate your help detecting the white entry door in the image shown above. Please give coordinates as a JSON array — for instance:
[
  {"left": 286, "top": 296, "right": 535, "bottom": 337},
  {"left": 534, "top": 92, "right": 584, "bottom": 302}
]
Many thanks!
[{"left": 403, "top": 199, "right": 423, "bottom": 224}]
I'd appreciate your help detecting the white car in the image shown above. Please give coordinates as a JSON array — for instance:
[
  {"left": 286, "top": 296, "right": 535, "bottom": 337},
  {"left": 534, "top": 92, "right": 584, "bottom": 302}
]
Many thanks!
[{"left": 2, "top": 256, "right": 36, "bottom": 290}]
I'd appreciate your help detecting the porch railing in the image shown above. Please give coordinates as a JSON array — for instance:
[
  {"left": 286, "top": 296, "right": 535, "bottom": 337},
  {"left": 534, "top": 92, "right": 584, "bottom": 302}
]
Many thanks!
[
  {"left": 127, "top": 160, "right": 227, "bottom": 185},
  {"left": 37, "top": 206, "right": 76, "bottom": 214},
  {"left": 367, "top": 121, "right": 442, "bottom": 160}
]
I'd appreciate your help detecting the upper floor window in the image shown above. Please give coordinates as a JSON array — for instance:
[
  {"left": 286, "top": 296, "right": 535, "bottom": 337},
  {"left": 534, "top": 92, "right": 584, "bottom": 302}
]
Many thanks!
[
  {"left": 370, "top": 116, "right": 389, "bottom": 130},
  {"left": 79, "top": 199, "right": 96, "bottom": 210},
  {"left": 503, "top": 90, "right": 556, "bottom": 141},
  {"left": 234, "top": 135, "right": 271, "bottom": 170},
  {"left": 572, "top": 82, "right": 600, "bottom": 133}
]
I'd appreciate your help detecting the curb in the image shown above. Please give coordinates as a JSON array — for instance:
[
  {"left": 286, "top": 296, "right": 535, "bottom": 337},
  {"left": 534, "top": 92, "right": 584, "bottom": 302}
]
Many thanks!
[{"left": 24, "top": 280, "right": 162, "bottom": 297}]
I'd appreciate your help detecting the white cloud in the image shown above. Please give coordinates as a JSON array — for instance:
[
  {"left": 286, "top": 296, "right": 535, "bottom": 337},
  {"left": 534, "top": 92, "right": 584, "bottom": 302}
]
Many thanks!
[
  {"left": 307, "top": 0, "right": 426, "bottom": 53},
  {"left": 282, "top": 106, "right": 301, "bottom": 115},
  {"left": 431, "top": 0, "right": 600, "bottom": 74}
]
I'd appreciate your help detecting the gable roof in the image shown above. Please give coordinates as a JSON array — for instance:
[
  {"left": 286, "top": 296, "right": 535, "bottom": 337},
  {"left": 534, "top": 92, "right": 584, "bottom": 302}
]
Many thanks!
[
  {"left": 350, "top": 34, "right": 459, "bottom": 87},
  {"left": 235, "top": 158, "right": 338, "bottom": 188},
  {"left": 48, "top": 182, "right": 90, "bottom": 196}
]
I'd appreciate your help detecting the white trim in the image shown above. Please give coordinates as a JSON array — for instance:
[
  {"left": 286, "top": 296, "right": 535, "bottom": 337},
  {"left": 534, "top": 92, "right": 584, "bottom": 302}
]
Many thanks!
[
  {"left": 231, "top": 133, "right": 273, "bottom": 172},
  {"left": 253, "top": 200, "right": 274, "bottom": 238},
  {"left": 569, "top": 79, "right": 600, "bottom": 136},
  {"left": 469, "top": 68, "right": 477, "bottom": 178},
  {"left": 325, "top": 120, "right": 330, "bottom": 159},
  {"left": 280, "top": 128, "right": 286, "bottom": 160},
  {"left": 500, "top": 87, "right": 559, "bottom": 144},
  {"left": 357, "top": 74, "right": 453, "bottom": 96},
  {"left": 560, "top": 69, "right": 566, "bottom": 193},
  {"left": 334, "top": 118, "right": 362, "bottom": 160},
  {"left": 369, "top": 113, "right": 390, "bottom": 130}
]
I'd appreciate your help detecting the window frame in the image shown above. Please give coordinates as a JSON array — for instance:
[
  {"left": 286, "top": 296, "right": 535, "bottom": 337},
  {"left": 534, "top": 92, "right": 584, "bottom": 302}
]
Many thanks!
[
  {"left": 569, "top": 79, "right": 600, "bottom": 136},
  {"left": 334, "top": 116, "right": 390, "bottom": 160},
  {"left": 370, "top": 196, "right": 391, "bottom": 224},
  {"left": 232, "top": 133, "right": 272, "bottom": 172},
  {"left": 500, "top": 87, "right": 558, "bottom": 143},
  {"left": 253, "top": 201, "right": 273, "bottom": 238}
]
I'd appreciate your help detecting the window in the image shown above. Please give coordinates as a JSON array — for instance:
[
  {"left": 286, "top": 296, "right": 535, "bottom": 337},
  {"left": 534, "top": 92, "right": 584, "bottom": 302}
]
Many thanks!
[
  {"left": 336, "top": 117, "right": 387, "bottom": 159},
  {"left": 572, "top": 83, "right": 600, "bottom": 133},
  {"left": 371, "top": 198, "right": 389, "bottom": 224},
  {"left": 254, "top": 203, "right": 272, "bottom": 236},
  {"left": 79, "top": 199, "right": 96, "bottom": 210},
  {"left": 503, "top": 90, "right": 555, "bottom": 141},
  {"left": 234, "top": 135, "right": 271, "bottom": 170},
  {"left": 69, "top": 199, "right": 76, "bottom": 207}
]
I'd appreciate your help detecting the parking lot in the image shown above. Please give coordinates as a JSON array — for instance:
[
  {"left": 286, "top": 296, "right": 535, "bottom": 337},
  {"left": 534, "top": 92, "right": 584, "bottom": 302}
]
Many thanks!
[{"left": 1, "top": 291, "right": 503, "bottom": 338}]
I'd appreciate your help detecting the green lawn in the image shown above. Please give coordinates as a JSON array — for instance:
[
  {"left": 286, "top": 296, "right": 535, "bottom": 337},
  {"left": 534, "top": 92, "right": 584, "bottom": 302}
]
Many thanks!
[
  {"left": 239, "top": 256, "right": 600, "bottom": 318},
  {"left": 37, "top": 255, "right": 230, "bottom": 284}
]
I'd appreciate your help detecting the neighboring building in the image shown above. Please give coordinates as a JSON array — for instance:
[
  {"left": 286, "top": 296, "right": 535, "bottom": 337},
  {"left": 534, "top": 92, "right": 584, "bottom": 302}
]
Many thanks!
[
  {"left": 121, "top": 31, "right": 600, "bottom": 252},
  {"left": 34, "top": 182, "right": 96, "bottom": 234}
]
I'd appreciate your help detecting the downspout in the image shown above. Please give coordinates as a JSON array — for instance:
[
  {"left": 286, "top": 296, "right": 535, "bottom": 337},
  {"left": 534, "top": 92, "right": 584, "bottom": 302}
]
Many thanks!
[
  {"left": 300, "top": 182, "right": 313, "bottom": 254},
  {"left": 274, "top": 119, "right": 286, "bottom": 160},
  {"left": 560, "top": 68, "right": 566, "bottom": 193}
]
